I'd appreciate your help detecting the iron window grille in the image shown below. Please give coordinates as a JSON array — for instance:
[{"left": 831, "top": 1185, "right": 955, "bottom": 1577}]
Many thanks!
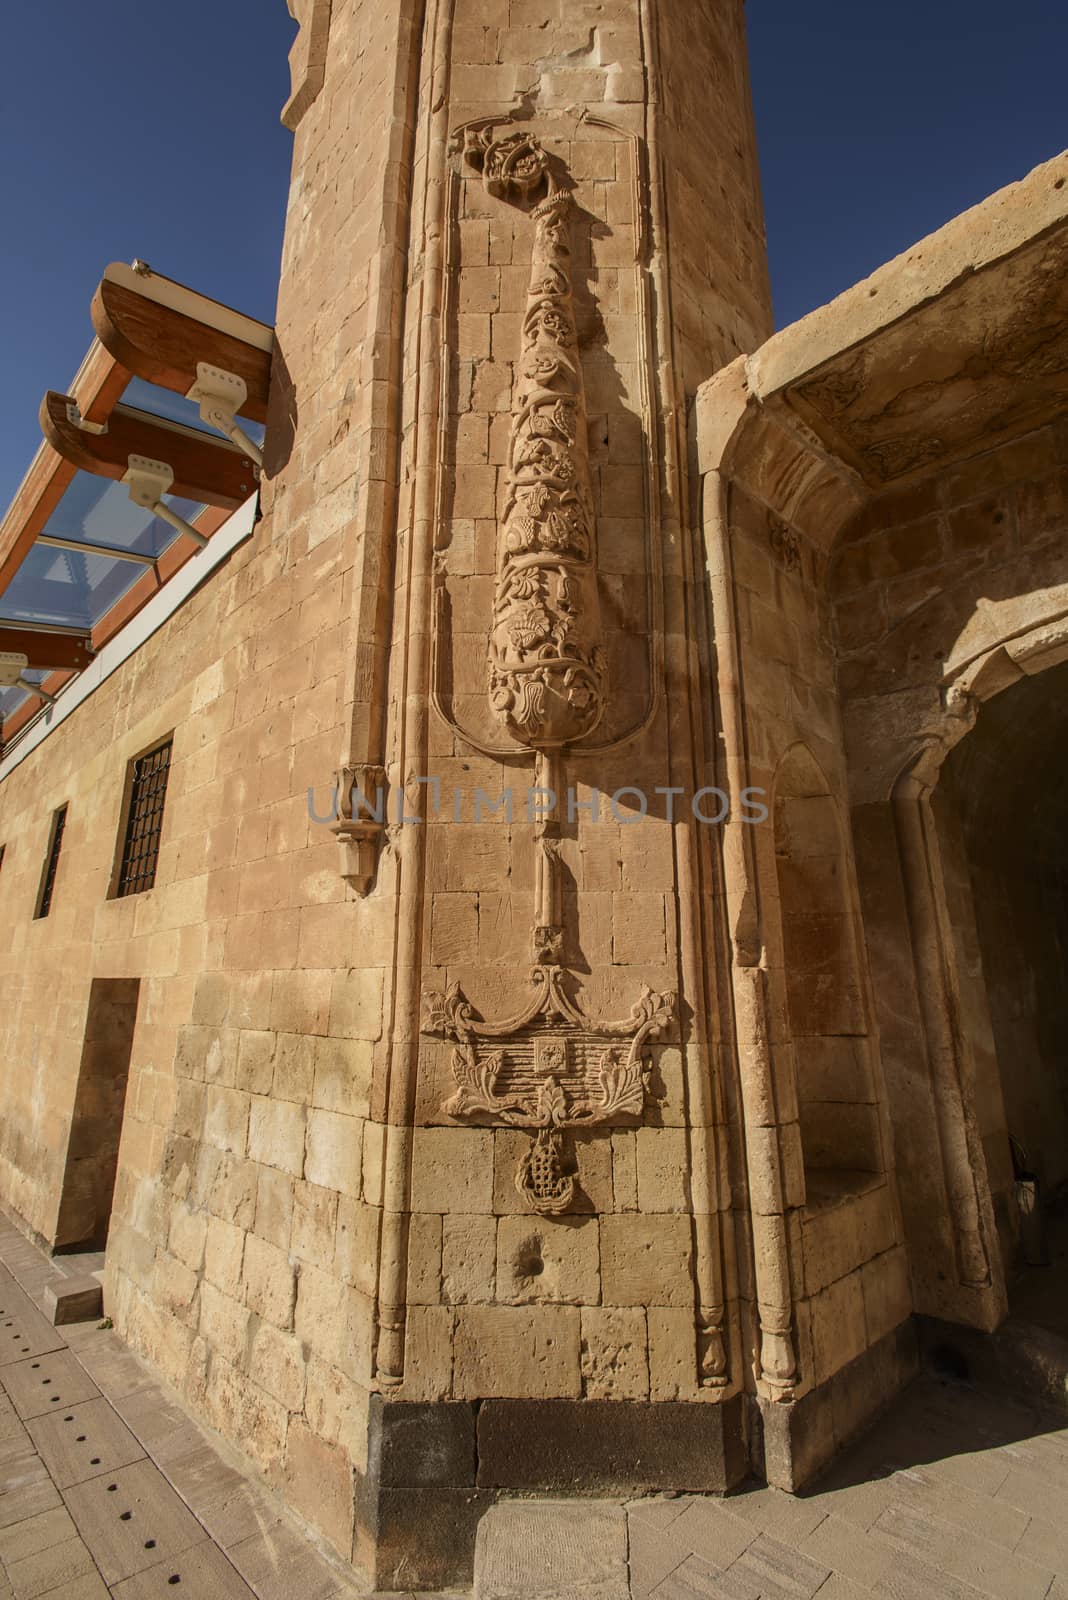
[
  {"left": 116, "top": 740, "right": 173, "bottom": 897},
  {"left": 36, "top": 805, "right": 68, "bottom": 918}
]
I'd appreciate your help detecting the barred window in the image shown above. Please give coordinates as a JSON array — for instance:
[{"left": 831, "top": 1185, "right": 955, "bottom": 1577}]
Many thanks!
[
  {"left": 36, "top": 805, "right": 68, "bottom": 919},
  {"left": 115, "top": 740, "right": 173, "bottom": 897}
]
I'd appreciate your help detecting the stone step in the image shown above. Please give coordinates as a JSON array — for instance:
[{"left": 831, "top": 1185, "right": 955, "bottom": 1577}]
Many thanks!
[
  {"left": 920, "top": 1313, "right": 1068, "bottom": 1416},
  {"left": 473, "top": 1501, "right": 628, "bottom": 1600}
]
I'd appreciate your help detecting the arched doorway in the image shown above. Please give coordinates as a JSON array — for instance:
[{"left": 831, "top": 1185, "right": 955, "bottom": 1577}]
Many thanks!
[{"left": 938, "top": 657, "right": 1068, "bottom": 1329}]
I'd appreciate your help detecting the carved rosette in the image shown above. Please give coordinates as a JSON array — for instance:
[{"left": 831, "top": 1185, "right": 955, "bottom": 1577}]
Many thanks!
[
  {"left": 469, "top": 129, "right": 606, "bottom": 750},
  {"left": 424, "top": 966, "right": 674, "bottom": 1214}
]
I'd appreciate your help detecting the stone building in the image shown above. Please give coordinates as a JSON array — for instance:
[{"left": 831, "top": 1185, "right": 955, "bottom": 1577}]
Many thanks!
[{"left": 0, "top": 0, "right": 1065, "bottom": 1588}]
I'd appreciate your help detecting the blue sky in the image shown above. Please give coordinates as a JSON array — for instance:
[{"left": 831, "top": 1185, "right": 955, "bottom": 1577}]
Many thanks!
[{"left": 0, "top": 2, "right": 1065, "bottom": 508}]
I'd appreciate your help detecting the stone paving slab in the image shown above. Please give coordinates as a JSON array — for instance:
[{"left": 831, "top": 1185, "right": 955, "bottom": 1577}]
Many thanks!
[
  {"left": 110, "top": 1538, "right": 257, "bottom": 1600},
  {"left": 0, "top": 1217, "right": 368, "bottom": 1600},
  {"left": 63, "top": 1458, "right": 214, "bottom": 1585},
  {"left": 27, "top": 1398, "right": 145, "bottom": 1489},
  {"left": 1, "top": 1351, "right": 101, "bottom": 1420},
  {"left": 474, "top": 1502, "right": 629, "bottom": 1598}
]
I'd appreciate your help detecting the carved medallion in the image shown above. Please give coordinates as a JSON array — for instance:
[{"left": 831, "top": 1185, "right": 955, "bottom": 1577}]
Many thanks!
[{"left": 424, "top": 966, "right": 674, "bottom": 1214}]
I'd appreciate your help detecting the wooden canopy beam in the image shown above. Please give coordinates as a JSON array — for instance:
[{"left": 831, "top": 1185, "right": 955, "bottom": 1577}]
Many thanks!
[
  {"left": 0, "top": 627, "right": 94, "bottom": 671},
  {"left": 40, "top": 394, "right": 258, "bottom": 510},
  {"left": 0, "top": 341, "right": 129, "bottom": 599},
  {"left": 91, "top": 263, "right": 272, "bottom": 423}
]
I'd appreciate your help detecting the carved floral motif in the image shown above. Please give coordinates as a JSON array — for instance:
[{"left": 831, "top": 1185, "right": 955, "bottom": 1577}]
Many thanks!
[
  {"left": 467, "top": 128, "right": 607, "bottom": 751},
  {"left": 424, "top": 965, "right": 674, "bottom": 1213}
]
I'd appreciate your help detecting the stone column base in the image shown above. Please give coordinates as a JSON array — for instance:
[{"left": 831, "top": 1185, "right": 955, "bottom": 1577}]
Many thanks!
[{"left": 755, "top": 1319, "right": 919, "bottom": 1493}]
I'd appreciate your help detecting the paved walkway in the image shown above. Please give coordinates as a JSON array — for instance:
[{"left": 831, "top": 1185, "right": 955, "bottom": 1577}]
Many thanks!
[
  {"left": 626, "top": 1379, "right": 1068, "bottom": 1599},
  {"left": 3, "top": 1210, "right": 1068, "bottom": 1599},
  {"left": 0, "top": 1214, "right": 419, "bottom": 1600}
]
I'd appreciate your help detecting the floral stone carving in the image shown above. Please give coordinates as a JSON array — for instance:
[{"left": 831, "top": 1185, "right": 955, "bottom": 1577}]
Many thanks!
[
  {"left": 467, "top": 126, "right": 607, "bottom": 751},
  {"left": 424, "top": 966, "right": 674, "bottom": 1214}
]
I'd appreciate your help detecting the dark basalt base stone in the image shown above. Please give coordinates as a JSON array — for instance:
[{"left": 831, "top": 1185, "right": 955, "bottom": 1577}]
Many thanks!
[
  {"left": 476, "top": 1394, "right": 750, "bottom": 1493},
  {"left": 755, "top": 1318, "right": 919, "bottom": 1492},
  {"left": 354, "top": 1391, "right": 750, "bottom": 1590}
]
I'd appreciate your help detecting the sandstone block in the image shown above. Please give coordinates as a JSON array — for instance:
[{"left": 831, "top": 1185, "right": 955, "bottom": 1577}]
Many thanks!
[
  {"left": 250, "top": 1319, "right": 307, "bottom": 1411},
  {"left": 496, "top": 1215, "right": 600, "bottom": 1306},
  {"left": 247, "top": 1096, "right": 306, "bottom": 1178},
  {"left": 284, "top": 1419, "right": 353, "bottom": 1560},
  {"left": 407, "top": 1213, "right": 444, "bottom": 1304},
  {"left": 453, "top": 1305, "right": 581, "bottom": 1400},
  {"left": 400, "top": 1306, "right": 456, "bottom": 1402},
  {"left": 442, "top": 1213, "right": 496, "bottom": 1304},
  {"left": 242, "top": 1232, "right": 297, "bottom": 1330},
  {"left": 313, "top": 1035, "right": 373, "bottom": 1116},
  {"left": 599, "top": 1215, "right": 693, "bottom": 1307},
  {"left": 334, "top": 1196, "right": 380, "bottom": 1297},
  {"left": 254, "top": 1166, "right": 294, "bottom": 1247},
  {"left": 203, "top": 1086, "right": 249, "bottom": 1156},
  {"left": 580, "top": 1307, "right": 649, "bottom": 1400},
  {"left": 635, "top": 1127, "right": 691, "bottom": 1212},
  {"left": 304, "top": 1108, "right": 363, "bottom": 1198},
  {"left": 199, "top": 1280, "right": 250, "bottom": 1366},
  {"left": 204, "top": 1216, "right": 245, "bottom": 1296},
  {"left": 411, "top": 1127, "right": 494, "bottom": 1214},
  {"left": 291, "top": 1179, "right": 339, "bottom": 1268}
]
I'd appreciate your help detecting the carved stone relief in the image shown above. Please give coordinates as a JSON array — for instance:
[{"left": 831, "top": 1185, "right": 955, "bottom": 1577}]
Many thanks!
[
  {"left": 466, "top": 128, "right": 607, "bottom": 752},
  {"left": 425, "top": 967, "right": 673, "bottom": 1214},
  {"left": 423, "top": 124, "right": 674, "bottom": 1213}
]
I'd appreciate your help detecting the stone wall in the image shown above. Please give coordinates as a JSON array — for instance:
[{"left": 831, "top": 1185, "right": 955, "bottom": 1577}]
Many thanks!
[{"left": 835, "top": 416, "right": 1068, "bottom": 1329}]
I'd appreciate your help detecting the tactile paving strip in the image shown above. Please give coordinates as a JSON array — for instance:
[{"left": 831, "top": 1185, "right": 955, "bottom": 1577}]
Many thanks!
[
  {"left": 28, "top": 1397, "right": 146, "bottom": 1488},
  {"left": 64, "top": 1457, "right": 208, "bottom": 1585},
  {"left": 0, "top": 1349, "right": 101, "bottom": 1420},
  {"left": 111, "top": 1538, "right": 258, "bottom": 1599},
  {"left": 0, "top": 1276, "right": 66, "bottom": 1366}
]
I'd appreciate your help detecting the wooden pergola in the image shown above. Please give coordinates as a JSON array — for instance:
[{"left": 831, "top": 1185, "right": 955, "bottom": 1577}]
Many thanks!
[{"left": 0, "top": 262, "right": 273, "bottom": 750}]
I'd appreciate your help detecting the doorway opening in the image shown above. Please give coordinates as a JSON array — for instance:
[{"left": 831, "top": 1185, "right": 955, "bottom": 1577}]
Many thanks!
[
  {"left": 54, "top": 978, "right": 141, "bottom": 1252},
  {"left": 941, "top": 658, "right": 1068, "bottom": 1335}
]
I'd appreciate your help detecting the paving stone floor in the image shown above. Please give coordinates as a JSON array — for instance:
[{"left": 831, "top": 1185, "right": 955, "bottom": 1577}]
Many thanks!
[
  {"left": 0, "top": 1215, "right": 459, "bottom": 1600},
  {"left": 4, "top": 1211, "right": 1068, "bottom": 1599},
  {"left": 626, "top": 1379, "right": 1068, "bottom": 1599}
]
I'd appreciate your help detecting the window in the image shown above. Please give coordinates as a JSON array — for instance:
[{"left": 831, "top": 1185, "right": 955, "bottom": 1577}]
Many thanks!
[
  {"left": 36, "top": 805, "right": 68, "bottom": 918},
  {"left": 114, "top": 739, "right": 173, "bottom": 897}
]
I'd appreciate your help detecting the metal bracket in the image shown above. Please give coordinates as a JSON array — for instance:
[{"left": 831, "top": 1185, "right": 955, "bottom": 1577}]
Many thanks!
[
  {"left": 186, "top": 362, "right": 264, "bottom": 468},
  {"left": 123, "top": 456, "right": 209, "bottom": 547},
  {"left": 64, "top": 402, "right": 108, "bottom": 436},
  {"left": 0, "top": 652, "right": 29, "bottom": 688},
  {"left": 0, "top": 651, "right": 58, "bottom": 706}
]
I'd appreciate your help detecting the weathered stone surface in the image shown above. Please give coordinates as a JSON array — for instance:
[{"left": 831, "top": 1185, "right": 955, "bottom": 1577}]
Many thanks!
[
  {"left": 476, "top": 1396, "right": 749, "bottom": 1492},
  {"left": 474, "top": 1501, "right": 628, "bottom": 1599},
  {"left": 43, "top": 1277, "right": 103, "bottom": 1328}
]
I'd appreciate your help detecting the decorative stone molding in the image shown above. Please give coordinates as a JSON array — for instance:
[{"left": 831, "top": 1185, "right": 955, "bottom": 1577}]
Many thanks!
[
  {"left": 281, "top": 0, "right": 332, "bottom": 132},
  {"left": 333, "top": 763, "right": 386, "bottom": 893},
  {"left": 466, "top": 128, "right": 607, "bottom": 752},
  {"left": 424, "top": 966, "right": 674, "bottom": 1214}
]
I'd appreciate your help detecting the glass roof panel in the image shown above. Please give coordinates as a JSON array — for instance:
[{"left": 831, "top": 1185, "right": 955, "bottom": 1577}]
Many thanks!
[
  {"left": 0, "top": 475, "right": 208, "bottom": 633},
  {"left": 123, "top": 376, "right": 266, "bottom": 447},
  {"left": 0, "top": 543, "right": 148, "bottom": 629},
  {"left": 39, "top": 475, "right": 204, "bottom": 557}
]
